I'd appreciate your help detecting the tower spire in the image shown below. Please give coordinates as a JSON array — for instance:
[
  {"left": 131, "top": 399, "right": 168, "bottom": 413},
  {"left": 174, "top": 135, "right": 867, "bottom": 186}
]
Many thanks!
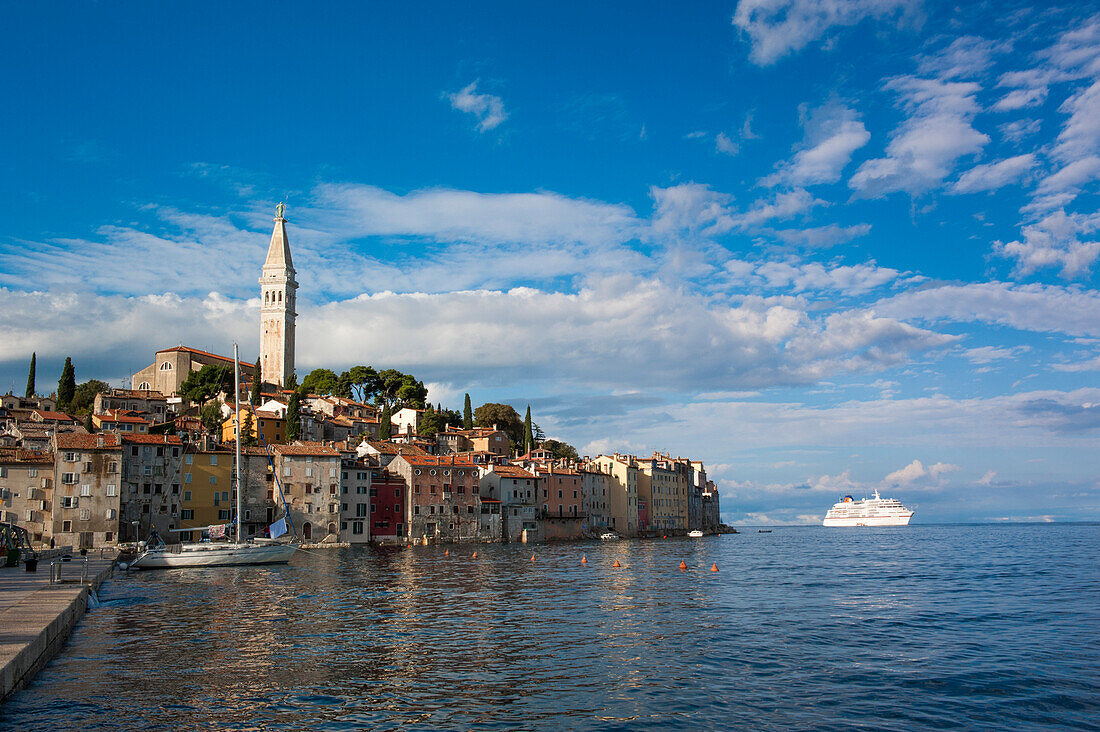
[{"left": 259, "top": 203, "right": 297, "bottom": 387}]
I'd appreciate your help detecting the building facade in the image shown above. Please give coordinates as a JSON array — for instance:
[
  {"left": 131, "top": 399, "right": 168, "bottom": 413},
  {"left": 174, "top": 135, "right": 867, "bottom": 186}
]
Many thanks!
[
  {"left": 51, "top": 433, "right": 123, "bottom": 549},
  {"left": 259, "top": 204, "right": 297, "bottom": 388},
  {"left": 387, "top": 454, "right": 480, "bottom": 542}
]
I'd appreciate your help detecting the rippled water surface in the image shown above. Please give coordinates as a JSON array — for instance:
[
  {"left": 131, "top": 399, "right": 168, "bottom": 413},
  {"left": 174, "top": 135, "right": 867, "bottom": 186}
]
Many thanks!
[{"left": 3, "top": 525, "right": 1099, "bottom": 730}]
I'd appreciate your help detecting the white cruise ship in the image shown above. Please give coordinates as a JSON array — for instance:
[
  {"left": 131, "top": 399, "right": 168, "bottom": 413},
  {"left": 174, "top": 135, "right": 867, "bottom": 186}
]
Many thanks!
[{"left": 823, "top": 490, "right": 913, "bottom": 527}]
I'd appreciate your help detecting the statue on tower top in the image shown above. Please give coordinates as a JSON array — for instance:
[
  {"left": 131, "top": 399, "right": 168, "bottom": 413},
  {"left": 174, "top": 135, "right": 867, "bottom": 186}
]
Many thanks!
[{"left": 275, "top": 201, "right": 286, "bottom": 220}]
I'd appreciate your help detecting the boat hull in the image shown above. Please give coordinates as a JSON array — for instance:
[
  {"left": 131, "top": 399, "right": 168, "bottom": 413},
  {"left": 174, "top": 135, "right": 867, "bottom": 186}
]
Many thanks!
[
  {"left": 823, "top": 514, "right": 913, "bottom": 527},
  {"left": 129, "top": 543, "right": 296, "bottom": 569}
]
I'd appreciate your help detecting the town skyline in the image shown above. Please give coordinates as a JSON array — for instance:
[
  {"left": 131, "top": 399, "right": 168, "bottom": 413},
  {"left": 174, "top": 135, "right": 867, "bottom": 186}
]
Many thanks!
[{"left": 3, "top": 2, "right": 1100, "bottom": 523}]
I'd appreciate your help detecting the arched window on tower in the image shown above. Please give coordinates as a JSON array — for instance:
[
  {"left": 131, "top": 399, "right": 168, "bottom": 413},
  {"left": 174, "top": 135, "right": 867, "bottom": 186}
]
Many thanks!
[
  {"left": 278, "top": 291, "right": 282, "bottom": 302},
  {"left": 159, "top": 362, "right": 172, "bottom": 371}
]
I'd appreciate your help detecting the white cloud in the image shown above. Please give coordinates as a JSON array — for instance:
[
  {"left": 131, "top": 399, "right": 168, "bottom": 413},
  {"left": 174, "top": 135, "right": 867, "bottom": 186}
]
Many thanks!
[
  {"left": 716, "top": 132, "right": 740, "bottom": 156},
  {"left": 732, "top": 0, "right": 919, "bottom": 66},
  {"left": 950, "top": 154, "right": 1036, "bottom": 194},
  {"left": 766, "top": 223, "right": 872, "bottom": 248},
  {"left": 977, "top": 470, "right": 997, "bottom": 486},
  {"left": 1051, "top": 355, "right": 1100, "bottom": 372},
  {"left": 917, "top": 35, "right": 1005, "bottom": 80},
  {"left": 993, "top": 86, "right": 1048, "bottom": 112},
  {"left": 962, "top": 346, "right": 1028, "bottom": 364},
  {"left": 446, "top": 81, "right": 508, "bottom": 132},
  {"left": 875, "top": 281, "right": 1100, "bottom": 337},
  {"left": 1000, "top": 118, "right": 1041, "bottom": 143},
  {"left": 762, "top": 101, "right": 870, "bottom": 186},
  {"left": 850, "top": 76, "right": 989, "bottom": 196},
  {"left": 884, "top": 459, "right": 959, "bottom": 486},
  {"left": 993, "top": 209, "right": 1100, "bottom": 279},
  {"left": 724, "top": 258, "right": 900, "bottom": 295}
]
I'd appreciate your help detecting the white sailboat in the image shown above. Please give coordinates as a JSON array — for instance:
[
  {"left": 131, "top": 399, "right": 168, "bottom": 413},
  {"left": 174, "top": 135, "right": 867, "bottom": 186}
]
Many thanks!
[{"left": 129, "top": 344, "right": 296, "bottom": 570}]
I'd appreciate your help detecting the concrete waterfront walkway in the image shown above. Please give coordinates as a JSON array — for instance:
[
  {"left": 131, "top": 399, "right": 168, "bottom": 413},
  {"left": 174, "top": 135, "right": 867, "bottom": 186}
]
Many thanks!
[{"left": 0, "top": 553, "right": 116, "bottom": 701}]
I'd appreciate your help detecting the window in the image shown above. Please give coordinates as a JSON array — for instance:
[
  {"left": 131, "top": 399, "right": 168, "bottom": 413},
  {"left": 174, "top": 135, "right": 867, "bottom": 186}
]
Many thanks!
[
  {"left": 106, "top": 508, "right": 116, "bottom": 520},
  {"left": 62, "top": 472, "right": 77, "bottom": 485},
  {"left": 414, "top": 506, "right": 420, "bottom": 515},
  {"left": 79, "top": 508, "right": 90, "bottom": 520},
  {"left": 143, "top": 466, "right": 152, "bottom": 476},
  {"left": 329, "top": 468, "right": 337, "bottom": 478},
  {"left": 159, "top": 361, "right": 173, "bottom": 370},
  {"left": 108, "top": 461, "right": 118, "bottom": 473},
  {"left": 209, "top": 455, "right": 218, "bottom": 466},
  {"left": 181, "top": 509, "right": 194, "bottom": 519},
  {"left": 360, "top": 486, "right": 370, "bottom": 495},
  {"left": 62, "top": 520, "right": 72, "bottom": 532},
  {"left": 64, "top": 452, "right": 77, "bottom": 462},
  {"left": 219, "top": 510, "right": 230, "bottom": 520},
  {"left": 305, "top": 468, "right": 314, "bottom": 477},
  {"left": 209, "top": 476, "right": 217, "bottom": 484},
  {"left": 28, "top": 468, "right": 37, "bottom": 478},
  {"left": 352, "top": 521, "right": 364, "bottom": 535},
  {"left": 183, "top": 490, "right": 191, "bottom": 501},
  {"left": 184, "top": 473, "right": 192, "bottom": 483},
  {"left": 80, "top": 485, "right": 91, "bottom": 497},
  {"left": 60, "top": 496, "right": 76, "bottom": 508},
  {"left": 130, "top": 446, "right": 138, "bottom": 457},
  {"left": 283, "top": 465, "right": 291, "bottom": 477},
  {"left": 105, "top": 531, "right": 114, "bottom": 542},
  {"left": 172, "top": 448, "right": 179, "bottom": 458},
  {"left": 358, "top": 504, "right": 369, "bottom": 517},
  {"left": 185, "top": 454, "right": 193, "bottom": 465}
]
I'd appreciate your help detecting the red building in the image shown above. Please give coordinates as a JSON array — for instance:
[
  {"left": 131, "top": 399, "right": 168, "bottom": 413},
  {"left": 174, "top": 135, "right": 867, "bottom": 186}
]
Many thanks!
[{"left": 369, "top": 467, "right": 407, "bottom": 541}]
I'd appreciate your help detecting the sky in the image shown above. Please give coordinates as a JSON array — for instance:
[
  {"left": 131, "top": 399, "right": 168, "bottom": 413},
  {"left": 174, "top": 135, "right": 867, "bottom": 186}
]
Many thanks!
[{"left": 2, "top": 1, "right": 1099, "bottom": 524}]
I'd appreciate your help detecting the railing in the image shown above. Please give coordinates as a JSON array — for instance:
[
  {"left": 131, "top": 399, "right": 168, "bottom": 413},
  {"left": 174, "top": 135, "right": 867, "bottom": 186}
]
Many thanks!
[{"left": 49, "top": 556, "right": 89, "bottom": 585}]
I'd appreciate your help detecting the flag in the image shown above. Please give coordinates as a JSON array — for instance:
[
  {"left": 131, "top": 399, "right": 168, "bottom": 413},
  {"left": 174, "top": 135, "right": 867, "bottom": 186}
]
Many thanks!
[
  {"left": 269, "top": 517, "right": 288, "bottom": 539},
  {"left": 208, "top": 524, "right": 227, "bottom": 539}
]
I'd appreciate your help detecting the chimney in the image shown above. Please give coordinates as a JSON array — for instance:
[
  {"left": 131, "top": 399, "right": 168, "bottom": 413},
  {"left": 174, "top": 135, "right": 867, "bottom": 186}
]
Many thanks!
[{"left": 96, "top": 435, "right": 104, "bottom": 448}]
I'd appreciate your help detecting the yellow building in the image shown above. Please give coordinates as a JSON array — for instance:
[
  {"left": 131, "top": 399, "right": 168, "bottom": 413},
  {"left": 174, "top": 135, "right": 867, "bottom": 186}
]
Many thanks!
[
  {"left": 589, "top": 454, "right": 639, "bottom": 536},
  {"left": 180, "top": 447, "right": 233, "bottom": 539},
  {"left": 221, "top": 407, "right": 286, "bottom": 446}
]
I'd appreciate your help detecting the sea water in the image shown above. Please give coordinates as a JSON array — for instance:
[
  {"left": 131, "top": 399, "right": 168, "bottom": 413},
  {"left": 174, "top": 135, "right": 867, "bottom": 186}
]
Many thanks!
[{"left": 2, "top": 524, "right": 1098, "bottom": 730}]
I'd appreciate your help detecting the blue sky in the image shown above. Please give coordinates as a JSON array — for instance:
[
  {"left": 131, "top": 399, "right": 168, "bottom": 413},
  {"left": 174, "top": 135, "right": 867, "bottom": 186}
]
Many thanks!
[{"left": 3, "top": 1, "right": 1099, "bottom": 523}]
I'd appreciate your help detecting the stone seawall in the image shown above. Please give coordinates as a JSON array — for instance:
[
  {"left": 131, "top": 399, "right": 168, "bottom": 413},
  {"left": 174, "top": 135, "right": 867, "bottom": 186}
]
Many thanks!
[{"left": 0, "top": 556, "right": 116, "bottom": 702}]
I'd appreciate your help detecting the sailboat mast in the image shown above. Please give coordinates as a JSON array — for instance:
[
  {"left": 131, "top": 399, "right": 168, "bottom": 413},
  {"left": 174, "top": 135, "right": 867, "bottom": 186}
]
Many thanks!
[{"left": 234, "top": 343, "right": 242, "bottom": 543}]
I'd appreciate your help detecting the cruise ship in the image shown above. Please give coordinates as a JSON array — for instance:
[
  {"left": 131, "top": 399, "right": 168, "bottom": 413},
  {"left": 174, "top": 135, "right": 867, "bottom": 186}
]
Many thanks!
[{"left": 823, "top": 490, "right": 914, "bottom": 527}]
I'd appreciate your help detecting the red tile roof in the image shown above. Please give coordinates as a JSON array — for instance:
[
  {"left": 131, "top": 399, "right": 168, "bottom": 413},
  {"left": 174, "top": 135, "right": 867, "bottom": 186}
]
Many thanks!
[
  {"left": 363, "top": 441, "right": 429, "bottom": 456},
  {"left": 394, "top": 454, "right": 478, "bottom": 469},
  {"left": 121, "top": 434, "right": 183, "bottom": 445},
  {"left": 0, "top": 448, "right": 54, "bottom": 464},
  {"left": 56, "top": 433, "right": 121, "bottom": 449},
  {"left": 489, "top": 465, "right": 537, "bottom": 479},
  {"left": 98, "top": 410, "right": 151, "bottom": 424},
  {"left": 274, "top": 441, "right": 340, "bottom": 457},
  {"left": 33, "top": 410, "right": 76, "bottom": 422},
  {"left": 156, "top": 345, "right": 256, "bottom": 368}
]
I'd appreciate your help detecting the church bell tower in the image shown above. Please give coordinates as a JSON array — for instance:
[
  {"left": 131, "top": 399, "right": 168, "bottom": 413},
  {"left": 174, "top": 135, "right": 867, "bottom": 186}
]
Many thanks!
[{"left": 259, "top": 202, "right": 297, "bottom": 387}]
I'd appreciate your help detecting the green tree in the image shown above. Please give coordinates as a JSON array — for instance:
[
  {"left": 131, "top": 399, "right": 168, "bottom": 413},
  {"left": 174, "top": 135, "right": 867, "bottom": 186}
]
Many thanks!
[
  {"left": 285, "top": 370, "right": 298, "bottom": 391},
  {"left": 343, "top": 365, "right": 379, "bottom": 403},
  {"left": 419, "top": 405, "right": 442, "bottom": 438},
  {"left": 523, "top": 405, "right": 534, "bottom": 453},
  {"left": 379, "top": 402, "right": 392, "bottom": 439},
  {"left": 84, "top": 412, "right": 94, "bottom": 433},
  {"left": 241, "top": 409, "right": 256, "bottom": 446},
  {"left": 25, "top": 352, "right": 35, "bottom": 398},
  {"left": 286, "top": 392, "right": 301, "bottom": 441},
  {"left": 200, "top": 401, "right": 225, "bottom": 435},
  {"left": 69, "top": 380, "right": 109, "bottom": 415},
  {"left": 542, "top": 439, "right": 580, "bottom": 462},
  {"left": 438, "top": 406, "right": 462, "bottom": 429},
  {"left": 179, "top": 364, "right": 233, "bottom": 405},
  {"left": 300, "top": 368, "right": 341, "bottom": 396},
  {"left": 250, "top": 359, "right": 262, "bottom": 404},
  {"left": 57, "top": 357, "right": 76, "bottom": 411},
  {"left": 474, "top": 403, "right": 524, "bottom": 444},
  {"left": 463, "top": 393, "right": 473, "bottom": 429}
]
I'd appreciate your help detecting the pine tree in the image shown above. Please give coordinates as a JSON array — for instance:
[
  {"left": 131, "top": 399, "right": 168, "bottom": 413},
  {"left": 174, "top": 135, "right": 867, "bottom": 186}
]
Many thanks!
[
  {"left": 379, "top": 403, "right": 392, "bottom": 439},
  {"left": 250, "top": 359, "right": 262, "bottom": 406},
  {"left": 58, "top": 357, "right": 76, "bottom": 411},
  {"left": 286, "top": 392, "right": 301, "bottom": 441},
  {"left": 241, "top": 409, "right": 256, "bottom": 446},
  {"left": 463, "top": 393, "right": 473, "bottom": 429},
  {"left": 523, "top": 405, "right": 534, "bottom": 454},
  {"left": 25, "top": 352, "right": 36, "bottom": 398}
]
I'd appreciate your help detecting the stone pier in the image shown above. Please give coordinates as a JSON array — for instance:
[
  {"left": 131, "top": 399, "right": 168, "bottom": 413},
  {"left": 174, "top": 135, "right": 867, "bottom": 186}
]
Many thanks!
[{"left": 0, "top": 553, "right": 116, "bottom": 701}]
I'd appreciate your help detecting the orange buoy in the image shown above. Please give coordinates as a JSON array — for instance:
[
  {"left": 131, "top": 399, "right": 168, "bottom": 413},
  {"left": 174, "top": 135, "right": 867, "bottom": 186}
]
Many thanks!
[
  {"left": 678, "top": 560, "right": 688, "bottom": 570},
  {"left": 581, "top": 555, "right": 588, "bottom": 564},
  {"left": 710, "top": 563, "right": 719, "bottom": 572},
  {"left": 612, "top": 559, "right": 621, "bottom": 568},
  {"left": 663, "top": 535, "right": 667, "bottom": 539},
  {"left": 531, "top": 554, "right": 536, "bottom": 562},
  {"left": 472, "top": 551, "right": 478, "bottom": 559},
  {"left": 444, "top": 549, "right": 449, "bottom": 556}
]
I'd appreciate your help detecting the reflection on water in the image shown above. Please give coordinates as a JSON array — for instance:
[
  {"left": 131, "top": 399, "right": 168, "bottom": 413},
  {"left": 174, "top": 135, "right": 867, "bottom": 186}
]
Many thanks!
[{"left": 3, "top": 525, "right": 1099, "bottom": 730}]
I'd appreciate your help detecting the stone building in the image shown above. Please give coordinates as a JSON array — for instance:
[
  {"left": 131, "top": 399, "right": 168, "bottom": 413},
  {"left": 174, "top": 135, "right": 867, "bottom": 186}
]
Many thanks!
[
  {"left": 588, "top": 454, "right": 640, "bottom": 537},
  {"left": 580, "top": 467, "right": 611, "bottom": 534},
  {"left": 119, "top": 434, "right": 184, "bottom": 542},
  {"left": 51, "top": 432, "right": 123, "bottom": 549},
  {"left": 273, "top": 442, "right": 341, "bottom": 542},
  {"left": 339, "top": 457, "right": 371, "bottom": 543},
  {"left": 131, "top": 346, "right": 255, "bottom": 398},
  {"left": 387, "top": 454, "right": 480, "bottom": 542},
  {"left": 537, "top": 466, "right": 585, "bottom": 540},
  {"left": 93, "top": 389, "right": 169, "bottom": 423},
  {"left": 479, "top": 463, "right": 539, "bottom": 542},
  {"left": 0, "top": 447, "right": 55, "bottom": 545}
]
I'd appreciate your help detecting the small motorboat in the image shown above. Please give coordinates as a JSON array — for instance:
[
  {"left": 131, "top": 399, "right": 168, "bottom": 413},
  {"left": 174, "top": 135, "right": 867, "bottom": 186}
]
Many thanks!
[
  {"left": 688, "top": 530, "right": 704, "bottom": 538},
  {"left": 758, "top": 530, "right": 772, "bottom": 533},
  {"left": 599, "top": 532, "right": 621, "bottom": 541}
]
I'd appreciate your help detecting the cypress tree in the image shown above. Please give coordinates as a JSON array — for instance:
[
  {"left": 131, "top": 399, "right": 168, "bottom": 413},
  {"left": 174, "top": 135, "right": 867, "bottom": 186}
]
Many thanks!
[
  {"left": 84, "top": 412, "right": 94, "bottom": 433},
  {"left": 241, "top": 409, "right": 256, "bottom": 446},
  {"left": 523, "top": 405, "right": 534, "bottom": 453},
  {"left": 463, "top": 393, "right": 473, "bottom": 429},
  {"left": 286, "top": 370, "right": 298, "bottom": 391},
  {"left": 379, "top": 403, "right": 392, "bottom": 439},
  {"left": 25, "top": 352, "right": 36, "bottom": 398},
  {"left": 250, "top": 359, "right": 262, "bottom": 405},
  {"left": 58, "top": 357, "right": 76, "bottom": 411},
  {"left": 286, "top": 391, "right": 301, "bottom": 441}
]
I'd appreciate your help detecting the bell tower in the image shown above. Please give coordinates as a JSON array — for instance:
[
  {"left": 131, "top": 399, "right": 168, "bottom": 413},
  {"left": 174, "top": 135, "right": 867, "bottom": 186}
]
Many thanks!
[{"left": 259, "top": 202, "right": 297, "bottom": 387}]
